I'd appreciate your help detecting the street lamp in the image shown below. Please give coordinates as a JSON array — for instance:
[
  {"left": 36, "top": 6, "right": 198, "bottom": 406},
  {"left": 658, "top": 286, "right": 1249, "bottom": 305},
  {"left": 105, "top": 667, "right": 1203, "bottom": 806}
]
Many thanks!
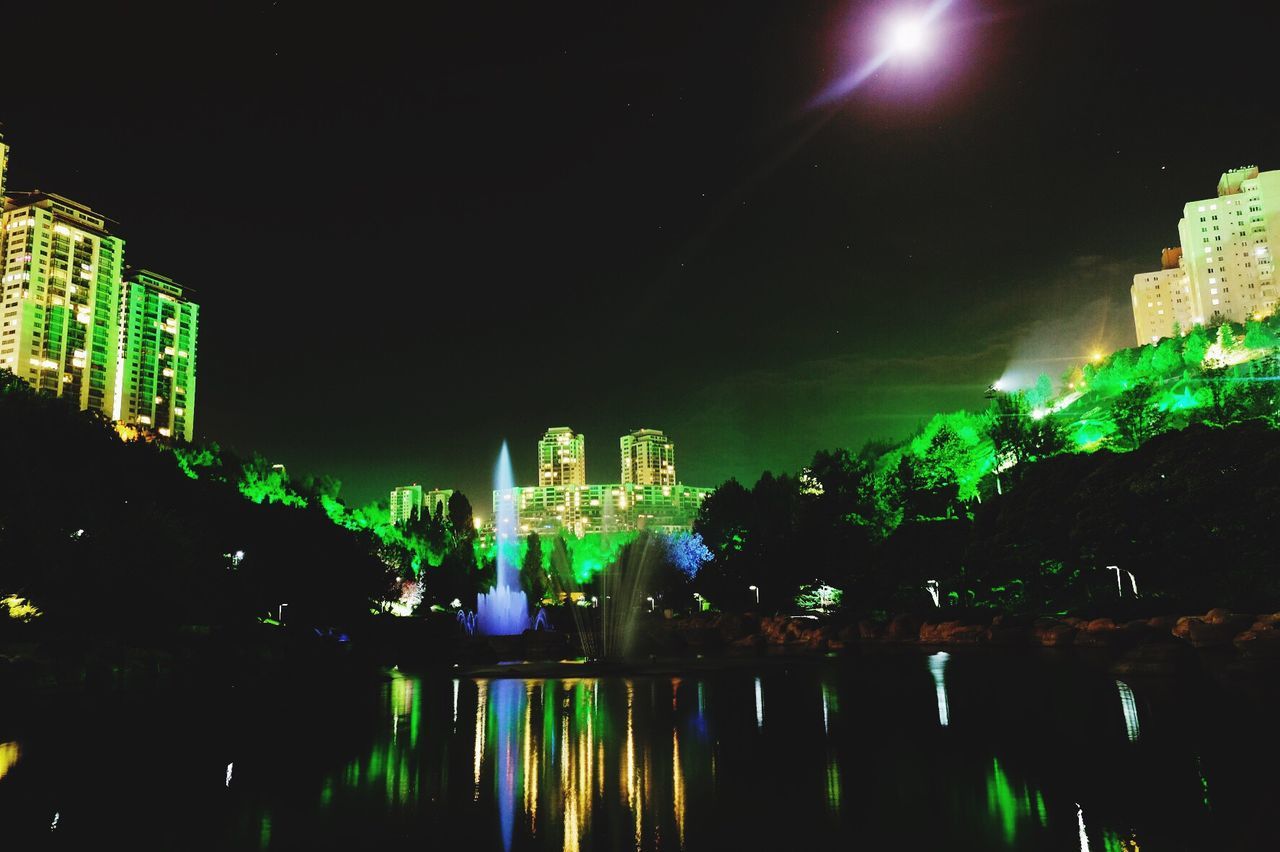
[
  {"left": 748, "top": 584, "right": 759, "bottom": 604},
  {"left": 278, "top": 603, "right": 288, "bottom": 623},
  {"left": 646, "top": 596, "right": 655, "bottom": 612}
]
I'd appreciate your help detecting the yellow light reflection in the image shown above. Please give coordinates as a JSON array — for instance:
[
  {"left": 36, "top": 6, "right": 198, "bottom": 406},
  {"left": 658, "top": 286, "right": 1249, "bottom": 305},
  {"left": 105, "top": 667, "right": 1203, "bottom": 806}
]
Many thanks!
[
  {"left": 524, "top": 682, "right": 537, "bottom": 832},
  {"left": 673, "top": 727, "right": 686, "bottom": 847},
  {"left": 0, "top": 742, "right": 19, "bottom": 781},
  {"left": 474, "top": 680, "right": 487, "bottom": 801}
]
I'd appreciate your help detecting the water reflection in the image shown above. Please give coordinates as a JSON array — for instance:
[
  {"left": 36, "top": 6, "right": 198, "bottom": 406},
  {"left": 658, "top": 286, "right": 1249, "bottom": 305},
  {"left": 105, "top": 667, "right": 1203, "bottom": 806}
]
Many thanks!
[
  {"left": 1116, "top": 680, "right": 1140, "bottom": 742},
  {"left": 986, "top": 757, "right": 1047, "bottom": 845},
  {"left": 7, "top": 654, "right": 1272, "bottom": 850},
  {"left": 928, "top": 651, "right": 951, "bottom": 726},
  {"left": 0, "top": 741, "right": 19, "bottom": 782}
]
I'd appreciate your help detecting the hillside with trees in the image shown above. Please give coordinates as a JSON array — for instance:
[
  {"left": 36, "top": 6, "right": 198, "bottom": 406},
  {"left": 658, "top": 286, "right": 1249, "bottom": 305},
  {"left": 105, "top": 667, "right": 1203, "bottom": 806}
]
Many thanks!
[{"left": 692, "top": 315, "right": 1280, "bottom": 615}]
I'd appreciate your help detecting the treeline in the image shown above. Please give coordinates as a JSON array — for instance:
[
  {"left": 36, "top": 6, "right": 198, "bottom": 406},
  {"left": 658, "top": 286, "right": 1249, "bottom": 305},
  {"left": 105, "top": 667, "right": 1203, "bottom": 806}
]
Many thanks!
[
  {"left": 691, "top": 315, "right": 1280, "bottom": 615},
  {"left": 0, "top": 372, "right": 395, "bottom": 633}
]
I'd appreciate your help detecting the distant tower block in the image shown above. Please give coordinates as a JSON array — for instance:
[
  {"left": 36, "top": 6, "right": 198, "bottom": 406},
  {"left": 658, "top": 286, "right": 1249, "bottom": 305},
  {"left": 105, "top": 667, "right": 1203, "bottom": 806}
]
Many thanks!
[
  {"left": 1131, "top": 165, "right": 1280, "bottom": 345},
  {"left": 116, "top": 269, "right": 200, "bottom": 441},
  {"left": 0, "top": 192, "right": 124, "bottom": 416},
  {"left": 538, "top": 427, "right": 586, "bottom": 486},
  {"left": 620, "top": 428, "right": 676, "bottom": 486}
]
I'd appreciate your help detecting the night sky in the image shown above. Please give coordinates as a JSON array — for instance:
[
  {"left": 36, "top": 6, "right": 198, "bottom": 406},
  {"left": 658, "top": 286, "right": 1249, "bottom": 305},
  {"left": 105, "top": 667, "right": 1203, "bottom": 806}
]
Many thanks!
[{"left": 2, "top": 0, "right": 1277, "bottom": 511}]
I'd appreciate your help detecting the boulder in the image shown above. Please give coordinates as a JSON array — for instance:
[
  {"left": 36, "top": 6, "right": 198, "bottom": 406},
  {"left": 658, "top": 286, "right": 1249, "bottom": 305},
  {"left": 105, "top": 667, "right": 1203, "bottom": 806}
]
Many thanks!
[
  {"left": 1233, "top": 628, "right": 1280, "bottom": 658},
  {"left": 885, "top": 613, "right": 922, "bottom": 641},
  {"left": 1075, "top": 617, "right": 1121, "bottom": 647},
  {"left": 1186, "top": 619, "right": 1240, "bottom": 648},
  {"left": 1031, "top": 620, "right": 1076, "bottom": 646},
  {"left": 1172, "top": 616, "right": 1198, "bottom": 640},
  {"left": 920, "top": 620, "right": 985, "bottom": 644}
]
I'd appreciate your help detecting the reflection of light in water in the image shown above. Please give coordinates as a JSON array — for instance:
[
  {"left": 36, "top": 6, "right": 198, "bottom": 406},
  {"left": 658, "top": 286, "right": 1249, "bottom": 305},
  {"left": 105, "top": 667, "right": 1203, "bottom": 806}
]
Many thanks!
[
  {"left": 226, "top": 762, "right": 233, "bottom": 787},
  {"left": 1195, "top": 755, "right": 1211, "bottom": 809},
  {"left": 453, "top": 678, "right": 460, "bottom": 727},
  {"left": 474, "top": 680, "right": 488, "bottom": 801},
  {"left": 491, "top": 680, "right": 522, "bottom": 852},
  {"left": 1116, "top": 680, "right": 1140, "bottom": 742},
  {"left": 825, "top": 757, "right": 841, "bottom": 814},
  {"left": 821, "top": 682, "right": 832, "bottom": 734},
  {"left": 673, "top": 727, "right": 686, "bottom": 846},
  {"left": 928, "top": 652, "right": 951, "bottom": 726},
  {"left": 1076, "top": 803, "right": 1091, "bottom": 852},
  {"left": 50, "top": 811, "right": 60, "bottom": 831},
  {"left": 523, "top": 682, "right": 536, "bottom": 831},
  {"left": 754, "top": 677, "right": 764, "bottom": 728},
  {"left": 0, "top": 742, "right": 21, "bottom": 782},
  {"left": 985, "top": 756, "right": 1049, "bottom": 843}
]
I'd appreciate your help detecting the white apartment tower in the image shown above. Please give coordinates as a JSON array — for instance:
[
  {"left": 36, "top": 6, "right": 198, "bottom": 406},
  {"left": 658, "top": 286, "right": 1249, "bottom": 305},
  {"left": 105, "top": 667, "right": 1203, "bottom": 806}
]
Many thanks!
[
  {"left": 0, "top": 130, "right": 9, "bottom": 200},
  {"left": 390, "top": 484, "right": 424, "bottom": 526},
  {"left": 1, "top": 192, "right": 124, "bottom": 415},
  {"left": 620, "top": 428, "right": 676, "bottom": 486},
  {"left": 115, "top": 269, "right": 199, "bottom": 441},
  {"left": 538, "top": 426, "right": 586, "bottom": 486},
  {"left": 1132, "top": 166, "right": 1280, "bottom": 344}
]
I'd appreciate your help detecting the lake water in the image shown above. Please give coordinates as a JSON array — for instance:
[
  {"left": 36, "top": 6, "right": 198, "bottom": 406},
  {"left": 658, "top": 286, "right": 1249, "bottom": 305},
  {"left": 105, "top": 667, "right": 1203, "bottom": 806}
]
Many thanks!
[{"left": 1, "top": 649, "right": 1275, "bottom": 850}]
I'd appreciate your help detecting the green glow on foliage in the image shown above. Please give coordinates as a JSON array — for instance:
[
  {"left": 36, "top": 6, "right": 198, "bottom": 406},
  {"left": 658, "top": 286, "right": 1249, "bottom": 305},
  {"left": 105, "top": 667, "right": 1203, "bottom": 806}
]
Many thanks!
[{"left": 562, "top": 532, "right": 637, "bottom": 583}]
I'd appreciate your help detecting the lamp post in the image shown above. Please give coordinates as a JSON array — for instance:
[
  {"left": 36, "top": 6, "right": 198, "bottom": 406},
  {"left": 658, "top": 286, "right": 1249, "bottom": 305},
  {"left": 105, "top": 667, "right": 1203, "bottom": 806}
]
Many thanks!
[
  {"left": 748, "top": 584, "right": 759, "bottom": 605},
  {"left": 693, "top": 592, "right": 704, "bottom": 612},
  {"left": 646, "top": 596, "right": 655, "bottom": 612},
  {"left": 278, "top": 603, "right": 288, "bottom": 624}
]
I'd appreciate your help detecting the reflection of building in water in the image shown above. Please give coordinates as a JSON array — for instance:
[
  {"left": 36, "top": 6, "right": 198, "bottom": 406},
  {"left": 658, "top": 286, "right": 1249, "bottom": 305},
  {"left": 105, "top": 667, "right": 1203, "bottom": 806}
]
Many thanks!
[{"left": 313, "top": 675, "right": 712, "bottom": 851}]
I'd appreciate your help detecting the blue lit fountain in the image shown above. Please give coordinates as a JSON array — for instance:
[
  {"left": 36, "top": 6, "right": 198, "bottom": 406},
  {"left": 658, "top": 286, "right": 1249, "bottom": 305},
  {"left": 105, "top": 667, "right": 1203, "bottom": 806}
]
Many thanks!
[{"left": 476, "top": 442, "right": 530, "bottom": 636}]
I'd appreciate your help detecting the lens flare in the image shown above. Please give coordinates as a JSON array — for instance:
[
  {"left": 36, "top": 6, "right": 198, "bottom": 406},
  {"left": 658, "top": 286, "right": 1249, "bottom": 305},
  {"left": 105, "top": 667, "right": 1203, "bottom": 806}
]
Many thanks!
[{"left": 887, "top": 15, "right": 930, "bottom": 57}]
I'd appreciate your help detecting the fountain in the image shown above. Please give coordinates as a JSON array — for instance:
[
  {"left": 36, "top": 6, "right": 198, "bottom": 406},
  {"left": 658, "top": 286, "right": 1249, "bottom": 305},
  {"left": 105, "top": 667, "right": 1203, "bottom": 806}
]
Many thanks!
[{"left": 476, "top": 442, "right": 531, "bottom": 636}]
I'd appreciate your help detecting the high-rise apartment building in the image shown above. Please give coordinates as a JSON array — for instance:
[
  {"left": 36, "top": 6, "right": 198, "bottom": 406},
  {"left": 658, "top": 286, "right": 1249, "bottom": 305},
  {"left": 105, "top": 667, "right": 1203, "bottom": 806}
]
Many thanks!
[
  {"left": 1132, "top": 166, "right": 1279, "bottom": 344},
  {"left": 496, "top": 426, "right": 710, "bottom": 538},
  {"left": 390, "top": 484, "right": 424, "bottom": 526},
  {"left": 423, "top": 488, "right": 454, "bottom": 520},
  {"left": 538, "top": 427, "right": 586, "bottom": 486},
  {"left": 1, "top": 192, "right": 124, "bottom": 415},
  {"left": 114, "top": 269, "right": 199, "bottom": 441},
  {"left": 0, "top": 131, "right": 9, "bottom": 200},
  {"left": 620, "top": 428, "right": 676, "bottom": 486}
]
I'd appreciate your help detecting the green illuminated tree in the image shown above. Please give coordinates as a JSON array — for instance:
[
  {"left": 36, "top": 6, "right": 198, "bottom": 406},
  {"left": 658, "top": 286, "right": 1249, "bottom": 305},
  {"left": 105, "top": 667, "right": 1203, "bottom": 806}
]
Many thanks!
[
  {"left": 1111, "top": 382, "right": 1167, "bottom": 449},
  {"left": 1151, "top": 337, "right": 1182, "bottom": 377},
  {"left": 1183, "top": 326, "right": 1210, "bottom": 368},
  {"left": 1245, "top": 320, "right": 1276, "bottom": 350},
  {"left": 986, "top": 392, "right": 1065, "bottom": 481}
]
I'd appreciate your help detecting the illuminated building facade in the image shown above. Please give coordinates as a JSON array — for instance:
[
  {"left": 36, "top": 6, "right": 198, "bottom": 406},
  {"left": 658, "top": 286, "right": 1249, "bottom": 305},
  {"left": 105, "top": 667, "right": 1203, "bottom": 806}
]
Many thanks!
[
  {"left": 538, "top": 426, "right": 586, "bottom": 486},
  {"left": 620, "top": 427, "right": 676, "bottom": 486},
  {"left": 390, "top": 484, "right": 424, "bottom": 526},
  {"left": 1132, "top": 166, "right": 1280, "bottom": 343},
  {"left": 496, "top": 426, "right": 710, "bottom": 537},
  {"left": 0, "top": 192, "right": 123, "bottom": 415},
  {"left": 0, "top": 131, "right": 8, "bottom": 199},
  {"left": 423, "top": 488, "right": 454, "bottom": 520},
  {"left": 494, "top": 482, "right": 712, "bottom": 538},
  {"left": 115, "top": 269, "right": 199, "bottom": 441}
]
